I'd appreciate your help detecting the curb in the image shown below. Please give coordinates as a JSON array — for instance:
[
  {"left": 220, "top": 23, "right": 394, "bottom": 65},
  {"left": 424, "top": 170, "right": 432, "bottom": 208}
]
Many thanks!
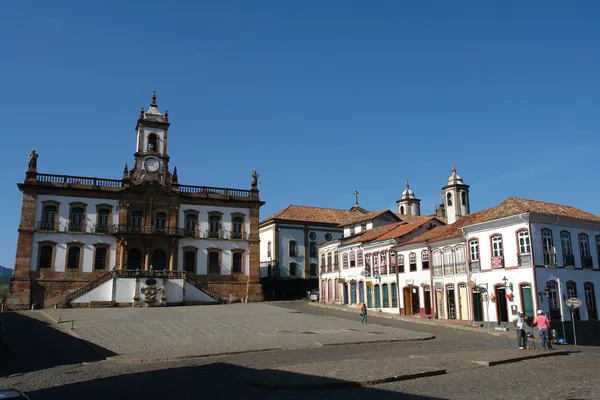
[
  {"left": 471, "top": 350, "right": 570, "bottom": 367},
  {"left": 308, "top": 303, "right": 513, "bottom": 338},
  {"left": 106, "top": 348, "right": 284, "bottom": 364},
  {"left": 321, "top": 336, "right": 435, "bottom": 347},
  {"left": 247, "top": 368, "right": 447, "bottom": 389}
]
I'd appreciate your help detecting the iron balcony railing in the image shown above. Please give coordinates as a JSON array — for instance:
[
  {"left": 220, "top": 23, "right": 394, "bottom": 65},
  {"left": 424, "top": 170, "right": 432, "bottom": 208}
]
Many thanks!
[
  {"left": 455, "top": 261, "right": 466, "bottom": 274},
  {"left": 37, "top": 221, "right": 59, "bottom": 231},
  {"left": 443, "top": 263, "right": 454, "bottom": 275},
  {"left": 433, "top": 265, "right": 443, "bottom": 276},
  {"left": 518, "top": 253, "right": 532, "bottom": 268},
  {"left": 111, "top": 224, "right": 186, "bottom": 237},
  {"left": 468, "top": 260, "right": 480, "bottom": 272}
]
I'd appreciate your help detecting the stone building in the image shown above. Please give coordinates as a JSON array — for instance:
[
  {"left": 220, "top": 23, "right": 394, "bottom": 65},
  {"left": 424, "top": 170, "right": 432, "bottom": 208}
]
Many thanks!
[{"left": 7, "top": 93, "right": 264, "bottom": 310}]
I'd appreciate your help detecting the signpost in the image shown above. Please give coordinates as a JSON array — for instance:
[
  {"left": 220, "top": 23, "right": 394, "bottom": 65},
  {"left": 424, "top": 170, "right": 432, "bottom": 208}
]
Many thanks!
[{"left": 565, "top": 297, "right": 582, "bottom": 346}]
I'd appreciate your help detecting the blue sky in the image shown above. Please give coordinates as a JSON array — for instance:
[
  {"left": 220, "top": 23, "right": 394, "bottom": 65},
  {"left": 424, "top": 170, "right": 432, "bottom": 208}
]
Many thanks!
[{"left": 1, "top": 1, "right": 599, "bottom": 269}]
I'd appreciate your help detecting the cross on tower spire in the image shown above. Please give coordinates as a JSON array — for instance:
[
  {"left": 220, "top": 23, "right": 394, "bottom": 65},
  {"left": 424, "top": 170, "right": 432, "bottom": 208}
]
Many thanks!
[{"left": 354, "top": 190, "right": 359, "bottom": 207}]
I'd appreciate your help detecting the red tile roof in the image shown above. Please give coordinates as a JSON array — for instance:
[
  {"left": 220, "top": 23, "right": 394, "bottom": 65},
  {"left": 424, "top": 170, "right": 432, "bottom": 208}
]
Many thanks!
[
  {"left": 340, "top": 210, "right": 400, "bottom": 226},
  {"left": 396, "top": 215, "right": 438, "bottom": 224},
  {"left": 261, "top": 205, "right": 365, "bottom": 225},
  {"left": 345, "top": 217, "right": 440, "bottom": 245},
  {"left": 401, "top": 197, "right": 600, "bottom": 246},
  {"left": 346, "top": 222, "right": 405, "bottom": 244},
  {"left": 375, "top": 217, "right": 439, "bottom": 242}
]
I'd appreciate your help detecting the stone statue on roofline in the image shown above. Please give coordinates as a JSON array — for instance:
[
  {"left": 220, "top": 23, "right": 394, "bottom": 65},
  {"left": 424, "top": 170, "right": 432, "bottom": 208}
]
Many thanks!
[
  {"left": 251, "top": 169, "right": 259, "bottom": 188},
  {"left": 28, "top": 150, "right": 38, "bottom": 170}
]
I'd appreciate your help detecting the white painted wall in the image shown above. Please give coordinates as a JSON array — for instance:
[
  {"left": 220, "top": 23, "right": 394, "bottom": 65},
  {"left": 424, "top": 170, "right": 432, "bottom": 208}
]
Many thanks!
[
  {"left": 178, "top": 204, "right": 252, "bottom": 239},
  {"left": 177, "top": 240, "right": 249, "bottom": 275},
  {"left": 36, "top": 195, "right": 119, "bottom": 233},
  {"left": 140, "top": 127, "right": 166, "bottom": 154},
  {"left": 167, "top": 279, "right": 184, "bottom": 303},
  {"left": 115, "top": 278, "right": 135, "bottom": 302},
  {"left": 71, "top": 279, "right": 113, "bottom": 303},
  {"left": 465, "top": 221, "right": 529, "bottom": 271},
  {"left": 185, "top": 282, "right": 218, "bottom": 302},
  {"left": 531, "top": 222, "right": 600, "bottom": 269}
]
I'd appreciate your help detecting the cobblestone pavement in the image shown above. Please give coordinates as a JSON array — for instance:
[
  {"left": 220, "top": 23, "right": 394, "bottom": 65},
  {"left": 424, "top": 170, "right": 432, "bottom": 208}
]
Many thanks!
[
  {"left": 1, "top": 302, "right": 598, "bottom": 399},
  {"left": 42, "top": 303, "right": 432, "bottom": 360}
]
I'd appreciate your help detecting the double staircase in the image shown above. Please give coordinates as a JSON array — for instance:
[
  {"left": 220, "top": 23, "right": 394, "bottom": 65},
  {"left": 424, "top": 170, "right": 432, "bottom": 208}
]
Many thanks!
[{"left": 56, "top": 270, "right": 224, "bottom": 308}]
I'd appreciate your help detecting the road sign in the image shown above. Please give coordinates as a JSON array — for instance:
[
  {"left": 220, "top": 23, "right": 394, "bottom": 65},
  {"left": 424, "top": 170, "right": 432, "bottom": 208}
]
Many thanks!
[{"left": 565, "top": 297, "right": 582, "bottom": 308}]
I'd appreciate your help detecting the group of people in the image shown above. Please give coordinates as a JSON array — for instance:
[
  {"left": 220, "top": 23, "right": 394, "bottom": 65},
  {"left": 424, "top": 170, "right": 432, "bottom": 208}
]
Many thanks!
[{"left": 513, "top": 309, "right": 554, "bottom": 350}]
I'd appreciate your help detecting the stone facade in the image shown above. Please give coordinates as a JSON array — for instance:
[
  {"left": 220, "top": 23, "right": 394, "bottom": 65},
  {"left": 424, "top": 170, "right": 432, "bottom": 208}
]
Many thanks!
[{"left": 6, "top": 93, "right": 264, "bottom": 309}]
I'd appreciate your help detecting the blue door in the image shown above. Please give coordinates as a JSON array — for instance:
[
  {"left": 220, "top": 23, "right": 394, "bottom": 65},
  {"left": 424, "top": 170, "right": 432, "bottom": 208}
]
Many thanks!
[
  {"left": 391, "top": 283, "right": 398, "bottom": 307},
  {"left": 367, "top": 285, "right": 373, "bottom": 308},
  {"left": 382, "top": 284, "right": 389, "bottom": 308},
  {"left": 359, "top": 282, "right": 365, "bottom": 304},
  {"left": 351, "top": 282, "right": 357, "bottom": 304},
  {"left": 375, "top": 285, "right": 381, "bottom": 308},
  {"left": 343, "top": 284, "right": 349, "bottom": 304}
]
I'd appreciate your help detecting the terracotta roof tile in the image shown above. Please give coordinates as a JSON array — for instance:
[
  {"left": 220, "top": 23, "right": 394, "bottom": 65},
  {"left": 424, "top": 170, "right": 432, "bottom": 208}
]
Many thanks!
[
  {"left": 375, "top": 217, "right": 438, "bottom": 242},
  {"left": 340, "top": 210, "right": 400, "bottom": 226},
  {"left": 347, "top": 222, "right": 405, "bottom": 244},
  {"left": 396, "top": 215, "right": 436, "bottom": 224},
  {"left": 402, "top": 197, "right": 600, "bottom": 246},
  {"left": 261, "top": 205, "right": 364, "bottom": 225}
]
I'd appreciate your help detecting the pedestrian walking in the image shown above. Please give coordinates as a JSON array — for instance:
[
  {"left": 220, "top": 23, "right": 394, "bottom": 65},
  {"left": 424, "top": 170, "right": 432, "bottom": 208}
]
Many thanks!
[
  {"left": 533, "top": 310, "right": 554, "bottom": 350},
  {"left": 360, "top": 303, "right": 368, "bottom": 324},
  {"left": 513, "top": 311, "right": 528, "bottom": 349}
]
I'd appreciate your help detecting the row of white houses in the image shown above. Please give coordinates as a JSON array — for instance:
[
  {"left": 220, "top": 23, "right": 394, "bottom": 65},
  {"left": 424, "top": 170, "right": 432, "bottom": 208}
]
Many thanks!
[{"left": 319, "top": 197, "right": 600, "bottom": 324}]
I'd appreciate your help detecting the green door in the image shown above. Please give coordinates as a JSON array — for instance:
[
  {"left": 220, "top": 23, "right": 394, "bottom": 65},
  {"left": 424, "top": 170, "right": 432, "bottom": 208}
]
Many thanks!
[
  {"left": 391, "top": 283, "right": 398, "bottom": 307},
  {"left": 375, "top": 285, "right": 381, "bottom": 308},
  {"left": 522, "top": 285, "right": 534, "bottom": 320},
  {"left": 367, "top": 285, "right": 373, "bottom": 308},
  {"left": 382, "top": 284, "right": 389, "bottom": 307},
  {"left": 473, "top": 291, "right": 483, "bottom": 321}
]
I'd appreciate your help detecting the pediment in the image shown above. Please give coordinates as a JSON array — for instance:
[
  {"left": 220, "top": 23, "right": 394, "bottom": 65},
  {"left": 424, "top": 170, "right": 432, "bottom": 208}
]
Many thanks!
[{"left": 123, "top": 181, "right": 179, "bottom": 198}]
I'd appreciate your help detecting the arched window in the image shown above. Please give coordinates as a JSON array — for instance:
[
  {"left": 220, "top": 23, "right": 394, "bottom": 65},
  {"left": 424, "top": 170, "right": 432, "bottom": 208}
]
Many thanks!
[
  {"left": 288, "top": 240, "right": 297, "bottom": 257},
  {"left": 447, "top": 192, "right": 453, "bottom": 206},
  {"left": 455, "top": 245, "right": 466, "bottom": 273},
  {"left": 349, "top": 251, "right": 356, "bottom": 268},
  {"left": 69, "top": 206, "right": 85, "bottom": 232},
  {"left": 397, "top": 254, "right": 405, "bottom": 273},
  {"left": 443, "top": 248, "right": 454, "bottom": 274},
  {"left": 517, "top": 230, "right": 531, "bottom": 254},
  {"left": 432, "top": 250, "right": 442, "bottom": 276},
  {"left": 399, "top": 206, "right": 405, "bottom": 215},
  {"left": 547, "top": 280, "right": 560, "bottom": 319},
  {"left": 561, "top": 231, "right": 574, "bottom": 267},
  {"left": 342, "top": 252, "right": 349, "bottom": 269},
  {"left": 491, "top": 235, "right": 503, "bottom": 257},
  {"left": 579, "top": 233, "right": 592, "bottom": 268},
  {"left": 357, "top": 249, "right": 364, "bottom": 268},
  {"left": 421, "top": 250, "right": 430, "bottom": 269},
  {"left": 267, "top": 241, "right": 272, "bottom": 258},
  {"left": 154, "top": 212, "right": 166, "bottom": 231},
  {"left": 147, "top": 133, "right": 158, "bottom": 151},
  {"left": 541, "top": 229, "right": 555, "bottom": 265},
  {"left": 461, "top": 191, "right": 467, "bottom": 206},
  {"left": 208, "top": 250, "right": 221, "bottom": 274},
  {"left": 409, "top": 252, "right": 417, "bottom": 272},
  {"left": 327, "top": 252, "right": 332, "bottom": 269},
  {"left": 42, "top": 204, "right": 58, "bottom": 230},
  {"left": 184, "top": 250, "right": 196, "bottom": 272},
  {"left": 232, "top": 252, "right": 243, "bottom": 273},
  {"left": 566, "top": 281, "right": 580, "bottom": 320},
  {"left": 584, "top": 282, "right": 597, "bottom": 320}
]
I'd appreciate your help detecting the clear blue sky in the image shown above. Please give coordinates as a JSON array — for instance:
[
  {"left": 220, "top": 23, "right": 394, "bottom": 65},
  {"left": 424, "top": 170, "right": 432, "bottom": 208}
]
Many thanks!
[{"left": 1, "top": 1, "right": 599, "bottom": 269}]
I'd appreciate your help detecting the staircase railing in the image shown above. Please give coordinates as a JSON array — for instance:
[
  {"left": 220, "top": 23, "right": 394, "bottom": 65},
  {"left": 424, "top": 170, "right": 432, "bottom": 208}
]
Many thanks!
[
  {"left": 185, "top": 273, "right": 225, "bottom": 304},
  {"left": 57, "top": 270, "right": 115, "bottom": 308}
]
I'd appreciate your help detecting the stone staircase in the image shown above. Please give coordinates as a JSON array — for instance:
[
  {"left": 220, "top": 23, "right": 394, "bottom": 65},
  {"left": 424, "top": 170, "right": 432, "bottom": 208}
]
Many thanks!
[{"left": 55, "top": 270, "right": 224, "bottom": 308}]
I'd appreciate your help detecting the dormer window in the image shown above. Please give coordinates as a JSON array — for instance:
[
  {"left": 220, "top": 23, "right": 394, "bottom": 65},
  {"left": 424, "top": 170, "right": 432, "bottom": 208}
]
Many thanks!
[
  {"left": 360, "top": 222, "right": 367, "bottom": 231},
  {"left": 350, "top": 226, "right": 355, "bottom": 235},
  {"left": 147, "top": 133, "right": 158, "bottom": 152}
]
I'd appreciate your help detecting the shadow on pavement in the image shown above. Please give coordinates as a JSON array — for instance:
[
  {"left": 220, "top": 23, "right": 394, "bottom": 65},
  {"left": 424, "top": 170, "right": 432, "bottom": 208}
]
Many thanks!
[
  {"left": 26, "top": 363, "right": 446, "bottom": 400},
  {"left": 0, "top": 312, "right": 115, "bottom": 377}
]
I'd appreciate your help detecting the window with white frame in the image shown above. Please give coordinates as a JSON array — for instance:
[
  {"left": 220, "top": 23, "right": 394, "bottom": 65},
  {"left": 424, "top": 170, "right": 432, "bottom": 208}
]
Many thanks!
[
  {"left": 397, "top": 254, "right": 404, "bottom": 273},
  {"left": 350, "top": 251, "right": 356, "bottom": 268},
  {"left": 469, "top": 240, "right": 479, "bottom": 260},
  {"left": 342, "top": 252, "right": 349, "bottom": 269},
  {"left": 561, "top": 231, "right": 573, "bottom": 255},
  {"left": 409, "top": 252, "right": 417, "bottom": 272},
  {"left": 518, "top": 230, "right": 531, "bottom": 254},
  {"left": 357, "top": 250, "right": 364, "bottom": 268},
  {"left": 443, "top": 248, "right": 454, "bottom": 273},
  {"left": 579, "top": 233, "right": 590, "bottom": 257},
  {"left": 491, "top": 235, "right": 503, "bottom": 257},
  {"left": 421, "top": 250, "right": 429, "bottom": 269},
  {"left": 455, "top": 245, "right": 466, "bottom": 273}
]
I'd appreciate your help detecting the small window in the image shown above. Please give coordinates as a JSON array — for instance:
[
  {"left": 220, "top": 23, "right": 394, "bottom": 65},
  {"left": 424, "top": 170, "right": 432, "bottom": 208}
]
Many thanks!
[
  {"left": 309, "top": 242, "right": 318, "bottom": 258},
  {"left": 491, "top": 235, "right": 503, "bottom": 257},
  {"left": 69, "top": 206, "right": 85, "bottom": 232},
  {"left": 360, "top": 222, "right": 367, "bottom": 231},
  {"left": 267, "top": 241, "right": 272, "bottom": 258},
  {"left": 289, "top": 240, "right": 297, "bottom": 257},
  {"left": 289, "top": 262, "right": 297, "bottom": 276},
  {"left": 421, "top": 250, "right": 430, "bottom": 269},
  {"left": 397, "top": 254, "right": 405, "bottom": 273},
  {"left": 232, "top": 252, "right": 243, "bottom": 273},
  {"left": 349, "top": 251, "right": 356, "bottom": 268},
  {"left": 184, "top": 250, "right": 196, "bottom": 272},
  {"left": 38, "top": 245, "right": 54, "bottom": 269},
  {"left": 42, "top": 205, "right": 58, "bottom": 230},
  {"left": 409, "top": 253, "right": 417, "bottom": 272},
  {"left": 97, "top": 209, "right": 110, "bottom": 233},
  {"left": 155, "top": 212, "right": 166, "bottom": 231},
  {"left": 94, "top": 247, "right": 108, "bottom": 270},
  {"left": 209, "top": 215, "right": 221, "bottom": 238},
  {"left": 518, "top": 230, "right": 531, "bottom": 254},
  {"left": 67, "top": 246, "right": 81, "bottom": 269},
  {"left": 469, "top": 239, "right": 479, "bottom": 260},
  {"left": 232, "top": 217, "right": 244, "bottom": 239},
  {"left": 447, "top": 192, "right": 453, "bottom": 206},
  {"left": 208, "top": 251, "right": 220, "bottom": 274}
]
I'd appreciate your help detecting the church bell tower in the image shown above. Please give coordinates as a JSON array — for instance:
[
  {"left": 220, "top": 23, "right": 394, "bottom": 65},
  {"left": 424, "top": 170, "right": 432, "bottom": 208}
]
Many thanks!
[{"left": 130, "top": 92, "right": 172, "bottom": 185}]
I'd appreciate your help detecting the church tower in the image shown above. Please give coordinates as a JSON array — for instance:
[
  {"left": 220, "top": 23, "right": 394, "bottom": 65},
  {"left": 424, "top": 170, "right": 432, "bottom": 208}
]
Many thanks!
[
  {"left": 396, "top": 180, "right": 421, "bottom": 216},
  {"left": 130, "top": 91, "right": 172, "bottom": 185},
  {"left": 442, "top": 163, "right": 470, "bottom": 224}
]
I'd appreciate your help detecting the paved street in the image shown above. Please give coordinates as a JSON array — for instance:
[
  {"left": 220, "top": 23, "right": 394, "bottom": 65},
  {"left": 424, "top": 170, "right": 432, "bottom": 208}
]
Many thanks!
[
  {"left": 0, "top": 301, "right": 598, "bottom": 399},
  {"left": 42, "top": 303, "right": 432, "bottom": 361}
]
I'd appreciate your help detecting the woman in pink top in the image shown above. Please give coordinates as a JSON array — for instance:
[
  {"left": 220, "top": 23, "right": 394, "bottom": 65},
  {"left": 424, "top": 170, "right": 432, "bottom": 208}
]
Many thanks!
[{"left": 533, "top": 310, "right": 553, "bottom": 350}]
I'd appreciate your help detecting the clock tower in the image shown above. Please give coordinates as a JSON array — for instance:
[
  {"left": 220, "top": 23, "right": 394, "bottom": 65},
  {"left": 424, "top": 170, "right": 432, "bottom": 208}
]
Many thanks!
[{"left": 130, "top": 91, "right": 172, "bottom": 185}]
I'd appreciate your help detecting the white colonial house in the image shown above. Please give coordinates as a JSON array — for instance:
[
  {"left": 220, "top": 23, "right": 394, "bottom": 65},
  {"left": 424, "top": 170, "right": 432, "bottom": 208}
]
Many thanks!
[
  {"left": 319, "top": 216, "right": 444, "bottom": 309},
  {"left": 392, "top": 197, "right": 600, "bottom": 336}
]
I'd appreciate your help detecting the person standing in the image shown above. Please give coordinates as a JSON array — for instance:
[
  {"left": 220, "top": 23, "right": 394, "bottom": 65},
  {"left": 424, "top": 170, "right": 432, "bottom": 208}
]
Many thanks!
[
  {"left": 513, "top": 311, "right": 528, "bottom": 349},
  {"left": 360, "top": 304, "right": 368, "bottom": 324},
  {"left": 533, "top": 310, "right": 553, "bottom": 350}
]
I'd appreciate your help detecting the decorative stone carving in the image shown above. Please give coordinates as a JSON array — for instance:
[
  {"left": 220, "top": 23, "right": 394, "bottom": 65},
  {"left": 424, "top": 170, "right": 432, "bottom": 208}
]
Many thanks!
[
  {"left": 28, "top": 150, "right": 38, "bottom": 170},
  {"left": 141, "top": 278, "right": 162, "bottom": 307}
]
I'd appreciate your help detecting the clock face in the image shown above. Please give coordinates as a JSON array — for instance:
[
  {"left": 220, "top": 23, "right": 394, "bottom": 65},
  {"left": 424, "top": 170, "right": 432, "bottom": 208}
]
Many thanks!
[{"left": 144, "top": 158, "right": 160, "bottom": 172}]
